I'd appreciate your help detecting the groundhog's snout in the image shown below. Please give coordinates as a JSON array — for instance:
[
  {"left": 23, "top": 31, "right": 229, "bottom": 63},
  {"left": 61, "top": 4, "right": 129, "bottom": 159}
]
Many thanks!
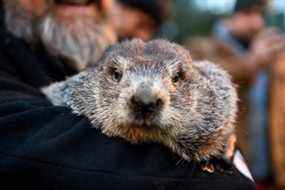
[{"left": 129, "top": 83, "right": 165, "bottom": 120}]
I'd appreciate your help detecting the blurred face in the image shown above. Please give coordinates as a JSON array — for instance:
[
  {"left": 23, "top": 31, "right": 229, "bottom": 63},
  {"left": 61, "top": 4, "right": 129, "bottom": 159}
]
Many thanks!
[
  {"left": 115, "top": 5, "right": 157, "bottom": 41},
  {"left": 230, "top": 7, "right": 265, "bottom": 41},
  {"left": 3, "top": 0, "right": 118, "bottom": 70}
]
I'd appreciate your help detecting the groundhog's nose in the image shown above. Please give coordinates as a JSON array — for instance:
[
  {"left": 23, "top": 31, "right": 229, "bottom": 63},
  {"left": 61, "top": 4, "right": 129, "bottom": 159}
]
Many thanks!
[
  {"left": 130, "top": 90, "right": 164, "bottom": 118},
  {"left": 130, "top": 95, "right": 164, "bottom": 117}
]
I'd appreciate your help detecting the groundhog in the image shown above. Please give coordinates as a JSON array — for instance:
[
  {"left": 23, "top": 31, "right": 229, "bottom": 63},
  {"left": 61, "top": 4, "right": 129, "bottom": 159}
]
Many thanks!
[{"left": 42, "top": 39, "right": 238, "bottom": 168}]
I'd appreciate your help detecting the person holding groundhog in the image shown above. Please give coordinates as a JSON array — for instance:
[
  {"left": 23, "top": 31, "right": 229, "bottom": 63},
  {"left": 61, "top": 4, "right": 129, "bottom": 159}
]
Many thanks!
[{"left": 0, "top": 0, "right": 254, "bottom": 189}]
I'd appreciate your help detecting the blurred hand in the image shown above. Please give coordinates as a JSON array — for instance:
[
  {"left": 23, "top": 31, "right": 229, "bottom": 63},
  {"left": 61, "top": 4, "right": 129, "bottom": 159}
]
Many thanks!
[{"left": 249, "top": 28, "right": 285, "bottom": 70}]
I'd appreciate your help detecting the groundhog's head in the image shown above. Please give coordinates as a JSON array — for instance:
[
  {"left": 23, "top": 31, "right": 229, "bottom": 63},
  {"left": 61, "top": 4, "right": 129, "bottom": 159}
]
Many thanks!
[{"left": 53, "top": 39, "right": 238, "bottom": 161}]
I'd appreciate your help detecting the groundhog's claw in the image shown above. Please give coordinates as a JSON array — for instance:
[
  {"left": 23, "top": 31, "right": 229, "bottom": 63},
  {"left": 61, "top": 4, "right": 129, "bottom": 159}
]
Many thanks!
[
  {"left": 201, "top": 163, "right": 215, "bottom": 173},
  {"left": 200, "top": 157, "right": 234, "bottom": 174}
]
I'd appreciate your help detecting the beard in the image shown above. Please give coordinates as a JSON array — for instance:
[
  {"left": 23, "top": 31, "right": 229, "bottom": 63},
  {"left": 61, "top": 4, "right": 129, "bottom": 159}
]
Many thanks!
[
  {"left": 3, "top": 1, "right": 116, "bottom": 70},
  {"left": 39, "top": 14, "right": 114, "bottom": 70}
]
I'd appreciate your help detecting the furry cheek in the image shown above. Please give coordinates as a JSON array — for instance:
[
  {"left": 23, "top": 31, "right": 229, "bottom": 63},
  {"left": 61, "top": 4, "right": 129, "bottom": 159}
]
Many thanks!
[{"left": 110, "top": 89, "right": 134, "bottom": 123}]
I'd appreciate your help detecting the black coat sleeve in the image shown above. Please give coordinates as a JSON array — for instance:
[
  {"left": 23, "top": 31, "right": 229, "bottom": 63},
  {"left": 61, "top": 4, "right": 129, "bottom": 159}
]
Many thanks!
[{"left": 0, "top": 46, "right": 255, "bottom": 190}]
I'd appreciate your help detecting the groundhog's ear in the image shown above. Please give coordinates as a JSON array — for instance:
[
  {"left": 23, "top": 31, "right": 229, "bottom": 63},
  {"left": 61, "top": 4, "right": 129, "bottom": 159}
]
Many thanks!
[{"left": 192, "top": 60, "right": 230, "bottom": 82}]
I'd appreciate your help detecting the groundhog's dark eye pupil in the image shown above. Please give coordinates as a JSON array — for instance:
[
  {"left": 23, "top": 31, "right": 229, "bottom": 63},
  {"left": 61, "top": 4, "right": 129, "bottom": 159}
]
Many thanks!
[
  {"left": 110, "top": 67, "right": 122, "bottom": 82},
  {"left": 172, "top": 71, "right": 184, "bottom": 83}
]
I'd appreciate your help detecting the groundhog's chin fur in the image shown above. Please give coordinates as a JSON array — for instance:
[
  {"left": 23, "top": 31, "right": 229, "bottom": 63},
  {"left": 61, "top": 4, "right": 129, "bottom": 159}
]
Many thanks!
[
  {"left": 102, "top": 123, "right": 231, "bottom": 162},
  {"left": 42, "top": 39, "right": 238, "bottom": 162}
]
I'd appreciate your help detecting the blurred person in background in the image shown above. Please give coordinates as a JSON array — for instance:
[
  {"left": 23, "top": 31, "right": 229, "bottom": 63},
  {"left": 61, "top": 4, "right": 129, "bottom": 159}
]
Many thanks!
[
  {"left": 116, "top": 0, "right": 169, "bottom": 41},
  {"left": 188, "top": 0, "right": 285, "bottom": 186},
  {"left": 2, "top": 0, "right": 169, "bottom": 72},
  {"left": 0, "top": 0, "right": 255, "bottom": 189}
]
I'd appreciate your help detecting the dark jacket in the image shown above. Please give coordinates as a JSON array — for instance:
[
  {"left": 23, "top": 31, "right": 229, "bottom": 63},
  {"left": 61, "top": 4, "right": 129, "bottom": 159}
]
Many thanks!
[{"left": 0, "top": 2, "right": 255, "bottom": 189}]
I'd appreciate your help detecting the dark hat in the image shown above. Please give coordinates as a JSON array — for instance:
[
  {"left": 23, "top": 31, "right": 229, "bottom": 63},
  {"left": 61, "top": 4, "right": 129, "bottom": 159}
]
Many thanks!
[
  {"left": 234, "top": 0, "right": 267, "bottom": 12},
  {"left": 118, "top": 0, "right": 170, "bottom": 27}
]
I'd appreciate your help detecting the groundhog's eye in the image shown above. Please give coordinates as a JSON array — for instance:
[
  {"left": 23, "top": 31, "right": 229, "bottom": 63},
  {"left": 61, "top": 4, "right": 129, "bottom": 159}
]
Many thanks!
[
  {"left": 172, "top": 70, "right": 185, "bottom": 84},
  {"left": 109, "top": 67, "right": 123, "bottom": 82}
]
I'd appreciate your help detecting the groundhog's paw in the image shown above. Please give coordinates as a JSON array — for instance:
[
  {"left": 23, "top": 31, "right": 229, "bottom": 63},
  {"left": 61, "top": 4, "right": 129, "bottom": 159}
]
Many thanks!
[
  {"left": 201, "top": 162, "right": 215, "bottom": 173},
  {"left": 200, "top": 158, "right": 234, "bottom": 174}
]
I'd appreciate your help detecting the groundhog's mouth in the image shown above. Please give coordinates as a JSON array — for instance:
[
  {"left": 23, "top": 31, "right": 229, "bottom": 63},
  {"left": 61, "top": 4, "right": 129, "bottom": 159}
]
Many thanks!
[{"left": 128, "top": 122, "right": 159, "bottom": 130}]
